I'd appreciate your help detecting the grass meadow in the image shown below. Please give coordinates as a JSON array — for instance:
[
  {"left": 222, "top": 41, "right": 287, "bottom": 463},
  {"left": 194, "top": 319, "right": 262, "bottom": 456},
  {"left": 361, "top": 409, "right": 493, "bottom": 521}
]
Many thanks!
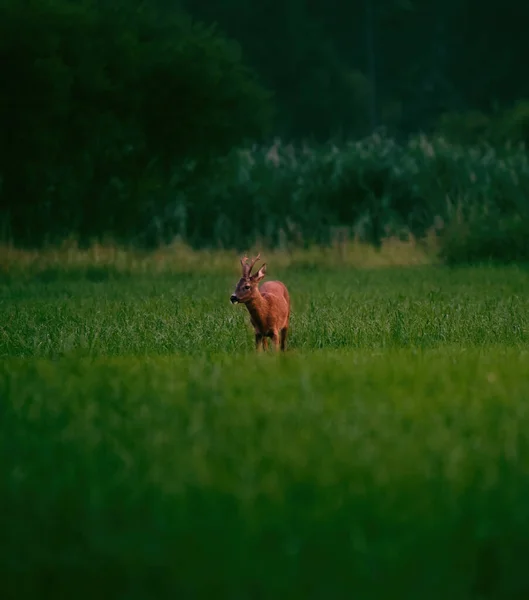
[{"left": 2, "top": 242, "right": 529, "bottom": 599}]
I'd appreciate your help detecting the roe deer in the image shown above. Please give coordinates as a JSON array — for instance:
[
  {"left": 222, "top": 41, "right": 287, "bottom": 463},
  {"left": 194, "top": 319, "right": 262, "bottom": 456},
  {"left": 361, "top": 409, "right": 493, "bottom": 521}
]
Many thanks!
[{"left": 230, "top": 253, "right": 291, "bottom": 351}]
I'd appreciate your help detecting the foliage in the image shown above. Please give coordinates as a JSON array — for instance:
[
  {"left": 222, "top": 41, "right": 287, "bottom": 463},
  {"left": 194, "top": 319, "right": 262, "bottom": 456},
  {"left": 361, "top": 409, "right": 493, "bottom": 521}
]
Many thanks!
[
  {"left": 2, "top": 0, "right": 529, "bottom": 261},
  {"left": 0, "top": 0, "right": 272, "bottom": 245},
  {"left": 493, "top": 101, "right": 529, "bottom": 146},
  {"left": 436, "top": 110, "right": 492, "bottom": 145},
  {"left": 2, "top": 265, "right": 529, "bottom": 598},
  {"left": 4, "top": 110, "right": 529, "bottom": 264},
  {"left": 182, "top": 0, "right": 529, "bottom": 139},
  {"left": 437, "top": 102, "right": 529, "bottom": 147},
  {"left": 146, "top": 134, "right": 529, "bottom": 260},
  {"left": 441, "top": 213, "right": 529, "bottom": 265}
]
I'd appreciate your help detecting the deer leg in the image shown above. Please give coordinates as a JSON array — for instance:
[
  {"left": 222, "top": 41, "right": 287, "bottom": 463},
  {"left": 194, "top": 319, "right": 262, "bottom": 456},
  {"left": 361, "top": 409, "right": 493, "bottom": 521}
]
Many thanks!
[
  {"left": 270, "top": 330, "right": 280, "bottom": 352},
  {"left": 255, "top": 333, "right": 263, "bottom": 352},
  {"left": 262, "top": 337, "right": 269, "bottom": 351},
  {"left": 280, "top": 327, "right": 288, "bottom": 351}
]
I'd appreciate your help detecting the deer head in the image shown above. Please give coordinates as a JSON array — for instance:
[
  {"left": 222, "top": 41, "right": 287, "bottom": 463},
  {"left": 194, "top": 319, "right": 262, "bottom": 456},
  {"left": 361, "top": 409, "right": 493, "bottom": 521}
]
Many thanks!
[{"left": 230, "top": 253, "right": 267, "bottom": 304}]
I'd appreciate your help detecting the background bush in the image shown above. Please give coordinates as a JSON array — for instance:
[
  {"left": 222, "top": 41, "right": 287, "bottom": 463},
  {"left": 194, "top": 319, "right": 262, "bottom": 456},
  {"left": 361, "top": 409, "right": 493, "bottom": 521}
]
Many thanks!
[{"left": 156, "top": 134, "right": 529, "bottom": 263}]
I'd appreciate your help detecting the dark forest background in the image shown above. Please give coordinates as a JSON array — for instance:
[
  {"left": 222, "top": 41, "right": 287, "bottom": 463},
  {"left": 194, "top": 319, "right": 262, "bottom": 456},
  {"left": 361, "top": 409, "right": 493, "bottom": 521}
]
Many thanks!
[
  {"left": 181, "top": 0, "right": 529, "bottom": 141},
  {"left": 2, "top": 0, "right": 529, "bottom": 261}
]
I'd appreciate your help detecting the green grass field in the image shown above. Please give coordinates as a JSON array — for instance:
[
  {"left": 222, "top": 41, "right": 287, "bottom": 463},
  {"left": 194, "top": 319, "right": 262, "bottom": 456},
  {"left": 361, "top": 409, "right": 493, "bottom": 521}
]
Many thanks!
[{"left": 2, "top": 251, "right": 529, "bottom": 599}]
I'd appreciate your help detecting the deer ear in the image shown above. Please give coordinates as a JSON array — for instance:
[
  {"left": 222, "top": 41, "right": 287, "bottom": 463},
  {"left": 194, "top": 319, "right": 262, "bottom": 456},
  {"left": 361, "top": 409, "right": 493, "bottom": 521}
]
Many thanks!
[{"left": 252, "top": 263, "right": 267, "bottom": 282}]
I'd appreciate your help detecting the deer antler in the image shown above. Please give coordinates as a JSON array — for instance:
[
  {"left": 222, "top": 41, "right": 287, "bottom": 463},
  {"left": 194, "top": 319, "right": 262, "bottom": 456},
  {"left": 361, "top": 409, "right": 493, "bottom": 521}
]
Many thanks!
[
  {"left": 240, "top": 255, "right": 250, "bottom": 276},
  {"left": 247, "top": 253, "right": 261, "bottom": 275},
  {"left": 240, "top": 253, "right": 261, "bottom": 276}
]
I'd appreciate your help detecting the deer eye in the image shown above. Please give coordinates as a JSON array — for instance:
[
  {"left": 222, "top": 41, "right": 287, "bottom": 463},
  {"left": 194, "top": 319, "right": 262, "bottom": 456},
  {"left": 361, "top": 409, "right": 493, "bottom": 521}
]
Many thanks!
[{"left": 244, "top": 284, "right": 251, "bottom": 290}]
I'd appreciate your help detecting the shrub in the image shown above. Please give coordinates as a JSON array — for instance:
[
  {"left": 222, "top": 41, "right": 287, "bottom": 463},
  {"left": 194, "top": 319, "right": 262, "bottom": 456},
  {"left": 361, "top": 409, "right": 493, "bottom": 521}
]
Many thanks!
[
  {"left": 151, "top": 134, "right": 529, "bottom": 258},
  {"left": 441, "top": 213, "right": 529, "bottom": 265},
  {"left": 436, "top": 110, "right": 492, "bottom": 145}
]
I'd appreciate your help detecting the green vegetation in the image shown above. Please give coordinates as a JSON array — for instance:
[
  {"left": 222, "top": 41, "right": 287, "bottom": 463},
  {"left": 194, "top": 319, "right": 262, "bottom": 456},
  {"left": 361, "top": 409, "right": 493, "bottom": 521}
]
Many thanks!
[
  {"left": 183, "top": 0, "right": 529, "bottom": 142},
  {"left": 2, "top": 259, "right": 529, "bottom": 598},
  {"left": 2, "top": 260, "right": 529, "bottom": 357},
  {"left": 170, "top": 135, "right": 529, "bottom": 261},
  {"left": 2, "top": 0, "right": 529, "bottom": 594},
  {"left": 0, "top": 0, "right": 271, "bottom": 246},
  {"left": 2, "top": 2, "right": 529, "bottom": 262},
  {"left": 5, "top": 125, "right": 529, "bottom": 263}
]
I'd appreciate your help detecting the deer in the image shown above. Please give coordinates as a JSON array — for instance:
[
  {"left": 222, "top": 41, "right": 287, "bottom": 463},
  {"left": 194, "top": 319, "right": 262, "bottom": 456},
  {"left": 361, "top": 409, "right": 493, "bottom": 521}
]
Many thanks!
[{"left": 230, "top": 253, "right": 291, "bottom": 352}]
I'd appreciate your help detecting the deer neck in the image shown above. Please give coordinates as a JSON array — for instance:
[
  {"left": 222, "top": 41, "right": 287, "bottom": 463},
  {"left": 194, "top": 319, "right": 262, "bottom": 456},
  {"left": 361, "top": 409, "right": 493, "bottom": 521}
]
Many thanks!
[{"left": 245, "top": 290, "right": 268, "bottom": 330}]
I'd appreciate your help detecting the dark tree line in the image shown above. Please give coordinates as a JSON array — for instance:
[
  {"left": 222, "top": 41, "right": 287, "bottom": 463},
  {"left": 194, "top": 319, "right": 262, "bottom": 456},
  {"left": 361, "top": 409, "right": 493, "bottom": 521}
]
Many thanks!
[
  {"left": 0, "top": 0, "right": 271, "bottom": 245},
  {"left": 1, "top": 0, "right": 528, "bottom": 247},
  {"left": 182, "top": 0, "right": 529, "bottom": 140}
]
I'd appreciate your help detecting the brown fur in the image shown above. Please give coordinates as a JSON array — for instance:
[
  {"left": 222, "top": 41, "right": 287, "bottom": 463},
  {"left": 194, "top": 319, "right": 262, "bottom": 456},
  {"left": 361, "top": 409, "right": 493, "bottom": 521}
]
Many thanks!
[{"left": 230, "top": 253, "right": 291, "bottom": 351}]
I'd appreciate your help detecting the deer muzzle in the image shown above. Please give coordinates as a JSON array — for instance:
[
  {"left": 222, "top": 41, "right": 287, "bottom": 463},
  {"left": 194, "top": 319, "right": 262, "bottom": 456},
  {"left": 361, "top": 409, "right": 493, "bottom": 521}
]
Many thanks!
[{"left": 230, "top": 294, "right": 239, "bottom": 304}]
